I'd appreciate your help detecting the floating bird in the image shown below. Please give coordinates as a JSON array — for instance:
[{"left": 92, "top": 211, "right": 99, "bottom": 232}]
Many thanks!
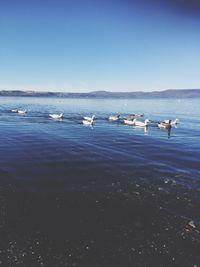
[
  {"left": 11, "top": 109, "right": 18, "bottom": 112},
  {"left": 83, "top": 115, "right": 95, "bottom": 121},
  {"left": 158, "top": 120, "right": 172, "bottom": 129},
  {"left": 82, "top": 117, "right": 95, "bottom": 125},
  {"left": 108, "top": 114, "right": 120, "bottom": 121},
  {"left": 49, "top": 113, "right": 64, "bottom": 119},
  {"left": 82, "top": 114, "right": 95, "bottom": 125},
  {"left": 124, "top": 118, "right": 137, "bottom": 125},
  {"left": 17, "top": 109, "right": 27, "bottom": 114},
  {"left": 132, "top": 113, "right": 144, "bottom": 118},
  {"left": 164, "top": 118, "right": 179, "bottom": 125},
  {"left": 134, "top": 119, "right": 150, "bottom": 127}
]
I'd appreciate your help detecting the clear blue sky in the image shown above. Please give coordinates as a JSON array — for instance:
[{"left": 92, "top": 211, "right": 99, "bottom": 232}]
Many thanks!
[{"left": 0, "top": 0, "right": 200, "bottom": 92}]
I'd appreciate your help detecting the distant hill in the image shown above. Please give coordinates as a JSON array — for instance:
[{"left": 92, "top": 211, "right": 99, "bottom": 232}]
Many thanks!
[{"left": 0, "top": 89, "right": 200, "bottom": 98}]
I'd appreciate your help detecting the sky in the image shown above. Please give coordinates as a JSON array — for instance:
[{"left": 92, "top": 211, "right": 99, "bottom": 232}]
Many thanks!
[{"left": 0, "top": 0, "right": 200, "bottom": 92}]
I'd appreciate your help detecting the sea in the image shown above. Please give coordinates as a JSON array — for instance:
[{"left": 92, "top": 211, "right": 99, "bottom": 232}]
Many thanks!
[{"left": 0, "top": 96, "right": 200, "bottom": 267}]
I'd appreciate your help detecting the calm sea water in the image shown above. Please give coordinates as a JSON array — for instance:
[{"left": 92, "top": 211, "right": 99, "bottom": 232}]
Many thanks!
[{"left": 0, "top": 97, "right": 200, "bottom": 266}]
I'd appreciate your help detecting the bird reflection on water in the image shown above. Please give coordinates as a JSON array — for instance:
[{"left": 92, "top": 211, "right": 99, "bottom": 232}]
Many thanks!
[{"left": 168, "top": 127, "right": 171, "bottom": 138}]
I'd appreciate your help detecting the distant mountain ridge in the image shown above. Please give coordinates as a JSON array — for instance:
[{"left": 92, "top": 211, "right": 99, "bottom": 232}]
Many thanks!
[{"left": 0, "top": 89, "right": 200, "bottom": 98}]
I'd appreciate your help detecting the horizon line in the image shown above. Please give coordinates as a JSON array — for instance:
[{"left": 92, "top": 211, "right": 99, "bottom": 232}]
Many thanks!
[{"left": 1, "top": 88, "right": 200, "bottom": 94}]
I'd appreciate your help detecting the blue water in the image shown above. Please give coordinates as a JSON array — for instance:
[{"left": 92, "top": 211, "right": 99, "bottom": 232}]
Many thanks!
[
  {"left": 0, "top": 97, "right": 200, "bottom": 185},
  {"left": 0, "top": 96, "right": 200, "bottom": 266}
]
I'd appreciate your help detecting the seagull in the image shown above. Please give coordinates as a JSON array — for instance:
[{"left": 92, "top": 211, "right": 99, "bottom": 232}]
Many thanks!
[
  {"left": 17, "top": 109, "right": 27, "bottom": 114},
  {"left": 82, "top": 117, "right": 95, "bottom": 125},
  {"left": 164, "top": 118, "right": 179, "bottom": 125},
  {"left": 49, "top": 113, "right": 64, "bottom": 119},
  {"left": 132, "top": 113, "right": 144, "bottom": 118},
  {"left": 83, "top": 115, "right": 95, "bottom": 121},
  {"left": 124, "top": 118, "right": 137, "bottom": 125},
  {"left": 108, "top": 114, "right": 120, "bottom": 121},
  {"left": 158, "top": 120, "right": 172, "bottom": 129},
  {"left": 134, "top": 119, "right": 150, "bottom": 127},
  {"left": 11, "top": 109, "right": 18, "bottom": 112}
]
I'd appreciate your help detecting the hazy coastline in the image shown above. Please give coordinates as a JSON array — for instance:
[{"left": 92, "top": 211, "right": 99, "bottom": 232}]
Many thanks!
[{"left": 0, "top": 89, "right": 200, "bottom": 98}]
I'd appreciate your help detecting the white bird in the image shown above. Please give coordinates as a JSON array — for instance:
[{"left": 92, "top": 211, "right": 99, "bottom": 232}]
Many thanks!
[
  {"left": 158, "top": 120, "right": 172, "bottom": 129},
  {"left": 164, "top": 118, "right": 179, "bottom": 125},
  {"left": 108, "top": 114, "right": 120, "bottom": 121},
  {"left": 49, "top": 113, "right": 64, "bottom": 119},
  {"left": 134, "top": 119, "right": 150, "bottom": 127},
  {"left": 11, "top": 109, "right": 18, "bottom": 112},
  {"left": 124, "top": 118, "right": 137, "bottom": 125},
  {"left": 82, "top": 118, "right": 95, "bottom": 125},
  {"left": 17, "top": 109, "right": 27, "bottom": 114},
  {"left": 83, "top": 115, "right": 95, "bottom": 121},
  {"left": 132, "top": 113, "right": 144, "bottom": 118}
]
